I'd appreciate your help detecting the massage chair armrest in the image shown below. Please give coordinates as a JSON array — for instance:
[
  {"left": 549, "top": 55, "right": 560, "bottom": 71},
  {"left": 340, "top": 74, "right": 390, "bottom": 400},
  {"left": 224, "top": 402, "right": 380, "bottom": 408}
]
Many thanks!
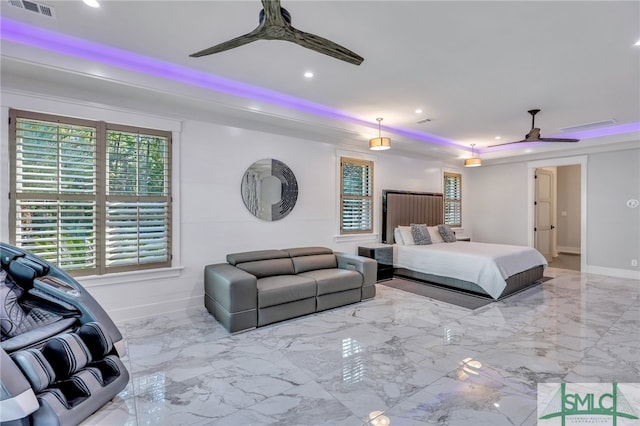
[
  {"left": 204, "top": 263, "right": 258, "bottom": 312},
  {"left": 335, "top": 253, "right": 377, "bottom": 287}
]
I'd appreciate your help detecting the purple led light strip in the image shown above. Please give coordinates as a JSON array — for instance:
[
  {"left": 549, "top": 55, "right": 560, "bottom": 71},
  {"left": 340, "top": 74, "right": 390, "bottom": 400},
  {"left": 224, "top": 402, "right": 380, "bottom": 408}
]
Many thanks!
[{"left": 0, "top": 18, "right": 457, "bottom": 147}]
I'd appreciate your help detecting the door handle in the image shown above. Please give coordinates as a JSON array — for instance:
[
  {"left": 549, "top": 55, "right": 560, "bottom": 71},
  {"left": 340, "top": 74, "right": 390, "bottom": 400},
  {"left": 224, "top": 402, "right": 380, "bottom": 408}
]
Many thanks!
[{"left": 551, "top": 225, "right": 555, "bottom": 230}]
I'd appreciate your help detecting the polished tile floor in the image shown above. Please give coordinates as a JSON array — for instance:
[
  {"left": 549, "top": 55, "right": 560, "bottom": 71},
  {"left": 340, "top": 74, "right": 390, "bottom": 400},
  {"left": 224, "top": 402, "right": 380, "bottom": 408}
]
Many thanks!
[{"left": 87, "top": 267, "right": 640, "bottom": 425}]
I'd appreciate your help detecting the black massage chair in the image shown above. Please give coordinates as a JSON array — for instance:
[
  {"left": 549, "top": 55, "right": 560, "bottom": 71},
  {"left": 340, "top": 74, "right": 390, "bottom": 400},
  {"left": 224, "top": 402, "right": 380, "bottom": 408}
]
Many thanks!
[{"left": 1, "top": 243, "right": 129, "bottom": 425}]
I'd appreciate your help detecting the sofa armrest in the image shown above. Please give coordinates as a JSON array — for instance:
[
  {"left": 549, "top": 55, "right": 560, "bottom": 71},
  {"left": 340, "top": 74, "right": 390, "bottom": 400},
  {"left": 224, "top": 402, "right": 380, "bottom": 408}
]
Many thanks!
[
  {"left": 335, "top": 253, "right": 377, "bottom": 287},
  {"left": 204, "top": 264, "right": 258, "bottom": 313}
]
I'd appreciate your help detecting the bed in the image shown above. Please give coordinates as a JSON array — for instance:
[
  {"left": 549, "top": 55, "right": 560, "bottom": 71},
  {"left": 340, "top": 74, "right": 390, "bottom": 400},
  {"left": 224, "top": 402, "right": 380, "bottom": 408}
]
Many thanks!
[{"left": 382, "top": 190, "right": 547, "bottom": 299}]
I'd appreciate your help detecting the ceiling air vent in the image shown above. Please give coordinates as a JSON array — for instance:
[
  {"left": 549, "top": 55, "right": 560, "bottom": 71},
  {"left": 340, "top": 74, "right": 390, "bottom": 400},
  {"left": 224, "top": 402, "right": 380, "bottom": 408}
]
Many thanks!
[
  {"left": 7, "top": 0, "right": 56, "bottom": 19},
  {"left": 560, "top": 119, "right": 617, "bottom": 132}
]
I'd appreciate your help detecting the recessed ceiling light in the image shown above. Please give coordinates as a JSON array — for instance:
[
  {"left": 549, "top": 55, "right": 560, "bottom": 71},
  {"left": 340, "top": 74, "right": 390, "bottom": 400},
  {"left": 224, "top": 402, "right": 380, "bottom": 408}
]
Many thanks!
[
  {"left": 304, "top": 71, "right": 314, "bottom": 78},
  {"left": 83, "top": 0, "right": 100, "bottom": 7},
  {"left": 415, "top": 108, "right": 423, "bottom": 114},
  {"left": 494, "top": 136, "right": 501, "bottom": 140},
  {"left": 635, "top": 39, "right": 640, "bottom": 46}
]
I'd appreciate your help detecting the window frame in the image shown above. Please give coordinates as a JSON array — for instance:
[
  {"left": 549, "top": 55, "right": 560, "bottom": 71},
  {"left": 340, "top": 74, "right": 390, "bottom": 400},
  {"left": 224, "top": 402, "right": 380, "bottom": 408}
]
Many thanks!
[
  {"left": 340, "top": 156, "right": 374, "bottom": 235},
  {"left": 9, "top": 108, "right": 172, "bottom": 277},
  {"left": 443, "top": 171, "right": 462, "bottom": 228}
]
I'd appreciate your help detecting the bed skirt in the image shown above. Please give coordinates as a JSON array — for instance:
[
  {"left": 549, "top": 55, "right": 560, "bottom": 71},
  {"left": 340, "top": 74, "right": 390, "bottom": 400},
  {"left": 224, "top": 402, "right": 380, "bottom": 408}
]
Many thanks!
[{"left": 393, "top": 264, "right": 545, "bottom": 300}]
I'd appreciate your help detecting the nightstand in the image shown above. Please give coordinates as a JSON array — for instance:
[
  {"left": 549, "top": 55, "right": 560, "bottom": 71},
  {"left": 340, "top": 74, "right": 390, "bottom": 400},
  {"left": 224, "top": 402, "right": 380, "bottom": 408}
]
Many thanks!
[{"left": 358, "top": 243, "right": 393, "bottom": 282}]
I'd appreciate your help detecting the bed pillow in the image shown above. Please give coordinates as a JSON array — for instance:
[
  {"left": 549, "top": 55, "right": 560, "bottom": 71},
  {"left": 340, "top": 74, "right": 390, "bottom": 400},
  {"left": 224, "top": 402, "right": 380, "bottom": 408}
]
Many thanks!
[
  {"left": 397, "top": 226, "right": 415, "bottom": 245},
  {"left": 394, "top": 228, "right": 404, "bottom": 245},
  {"left": 427, "top": 226, "right": 444, "bottom": 244},
  {"left": 0, "top": 269, "right": 27, "bottom": 338},
  {"left": 410, "top": 224, "right": 432, "bottom": 245},
  {"left": 438, "top": 224, "right": 457, "bottom": 243}
]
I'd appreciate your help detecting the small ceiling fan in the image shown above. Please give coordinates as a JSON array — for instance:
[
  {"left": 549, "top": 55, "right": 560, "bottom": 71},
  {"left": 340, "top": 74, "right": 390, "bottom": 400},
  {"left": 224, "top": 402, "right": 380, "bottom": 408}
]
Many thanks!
[
  {"left": 189, "top": 0, "right": 364, "bottom": 66},
  {"left": 490, "top": 109, "right": 580, "bottom": 147}
]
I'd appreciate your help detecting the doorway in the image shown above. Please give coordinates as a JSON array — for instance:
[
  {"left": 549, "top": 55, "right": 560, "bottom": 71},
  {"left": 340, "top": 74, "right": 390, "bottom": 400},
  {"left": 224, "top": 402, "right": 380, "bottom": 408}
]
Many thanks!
[{"left": 528, "top": 156, "right": 587, "bottom": 272}]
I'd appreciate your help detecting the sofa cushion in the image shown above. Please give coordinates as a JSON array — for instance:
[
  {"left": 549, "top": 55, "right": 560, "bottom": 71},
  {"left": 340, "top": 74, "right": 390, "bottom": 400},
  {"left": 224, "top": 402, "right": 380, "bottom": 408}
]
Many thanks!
[
  {"left": 257, "top": 275, "right": 316, "bottom": 308},
  {"left": 236, "top": 258, "right": 295, "bottom": 278},
  {"left": 298, "top": 269, "right": 362, "bottom": 296},
  {"left": 226, "top": 250, "right": 289, "bottom": 266},
  {"left": 291, "top": 254, "right": 337, "bottom": 274},
  {"left": 283, "top": 247, "right": 333, "bottom": 257}
]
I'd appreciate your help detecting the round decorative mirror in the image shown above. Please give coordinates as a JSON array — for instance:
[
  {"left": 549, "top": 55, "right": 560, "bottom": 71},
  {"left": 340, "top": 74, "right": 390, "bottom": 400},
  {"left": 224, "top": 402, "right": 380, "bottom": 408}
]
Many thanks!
[{"left": 241, "top": 159, "right": 298, "bottom": 221}]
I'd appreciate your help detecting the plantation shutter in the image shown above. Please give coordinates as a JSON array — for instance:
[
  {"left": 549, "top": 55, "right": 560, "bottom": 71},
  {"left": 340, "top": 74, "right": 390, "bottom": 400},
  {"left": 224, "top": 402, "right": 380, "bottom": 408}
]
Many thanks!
[
  {"left": 444, "top": 172, "right": 462, "bottom": 227},
  {"left": 10, "top": 109, "right": 172, "bottom": 276},
  {"left": 105, "top": 125, "right": 171, "bottom": 271},
  {"left": 11, "top": 113, "right": 98, "bottom": 273},
  {"left": 340, "top": 157, "right": 373, "bottom": 234}
]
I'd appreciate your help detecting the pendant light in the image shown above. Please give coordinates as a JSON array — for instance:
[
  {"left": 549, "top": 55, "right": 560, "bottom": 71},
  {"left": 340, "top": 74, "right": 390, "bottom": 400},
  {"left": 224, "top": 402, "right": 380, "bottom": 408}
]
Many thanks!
[
  {"left": 369, "top": 117, "right": 391, "bottom": 150},
  {"left": 464, "top": 143, "right": 482, "bottom": 167}
]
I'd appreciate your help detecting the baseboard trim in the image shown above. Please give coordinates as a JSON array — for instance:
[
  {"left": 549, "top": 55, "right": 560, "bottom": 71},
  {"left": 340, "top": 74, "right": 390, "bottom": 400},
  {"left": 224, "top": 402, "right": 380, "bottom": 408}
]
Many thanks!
[
  {"left": 557, "top": 246, "right": 581, "bottom": 255},
  {"left": 586, "top": 265, "right": 640, "bottom": 280},
  {"left": 108, "top": 295, "right": 203, "bottom": 324}
]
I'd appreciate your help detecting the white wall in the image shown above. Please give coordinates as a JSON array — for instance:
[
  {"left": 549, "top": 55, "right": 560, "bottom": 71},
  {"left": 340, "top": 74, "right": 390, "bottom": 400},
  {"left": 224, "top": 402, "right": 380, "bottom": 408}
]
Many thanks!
[
  {"left": 587, "top": 149, "right": 640, "bottom": 274},
  {"left": 465, "top": 162, "right": 530, "bottom": 245},
  {"left": 1, "top": 91, "right": 456, "bottom": 322}
]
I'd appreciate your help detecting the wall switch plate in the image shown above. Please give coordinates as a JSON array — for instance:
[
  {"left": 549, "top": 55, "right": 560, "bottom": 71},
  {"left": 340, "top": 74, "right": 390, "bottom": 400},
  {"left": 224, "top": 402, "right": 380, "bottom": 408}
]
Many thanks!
[{"left": 632, "top": 259, "right": 638, "bottom": 267}]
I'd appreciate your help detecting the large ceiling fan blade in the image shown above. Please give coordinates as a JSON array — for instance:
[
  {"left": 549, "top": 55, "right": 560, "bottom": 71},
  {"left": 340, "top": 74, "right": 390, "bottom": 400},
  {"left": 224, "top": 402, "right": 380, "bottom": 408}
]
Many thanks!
[
  {"left": 287, "top": 28, "right": 364, "bottom": 65},
  {"left": 488, "top": 139, "right": 527, "bottom": 148},
  {"left": 537, "top": 137, "right": 580, "bottom": 143},
  {"left": 261, "top": 0, "right": 287, "bottom": 26},
  {"left": 189, "top": 28, "right": 264, "bottom": 57},
  {"left": 489, "top": 136, "right": 580, "bottom": 147}
]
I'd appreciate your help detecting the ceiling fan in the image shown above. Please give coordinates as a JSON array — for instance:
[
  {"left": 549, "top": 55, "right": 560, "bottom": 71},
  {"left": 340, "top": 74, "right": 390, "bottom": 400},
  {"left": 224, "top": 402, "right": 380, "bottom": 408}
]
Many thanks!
[
  {"left": 490, "top": 109, "right": 580, "bottom": 147},
  {"left": 189, "top": 0, "right": 364, "bottom": 66}
]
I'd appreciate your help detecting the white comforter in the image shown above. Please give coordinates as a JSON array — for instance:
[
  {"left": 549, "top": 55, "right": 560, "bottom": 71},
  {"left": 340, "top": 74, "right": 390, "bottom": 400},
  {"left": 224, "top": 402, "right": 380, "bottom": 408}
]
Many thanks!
[{"left": 393, "top": 242, "right": 547, "bottom": 299}]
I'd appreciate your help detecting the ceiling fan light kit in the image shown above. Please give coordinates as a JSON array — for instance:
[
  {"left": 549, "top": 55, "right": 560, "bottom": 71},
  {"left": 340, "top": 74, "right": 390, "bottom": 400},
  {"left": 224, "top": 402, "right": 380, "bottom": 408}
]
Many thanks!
[
  {"left": 190, "top": 0, "right": 364, "bottom": 66},
  {"left": 370, "top": 118, "right": 391, "bottom": 151}
]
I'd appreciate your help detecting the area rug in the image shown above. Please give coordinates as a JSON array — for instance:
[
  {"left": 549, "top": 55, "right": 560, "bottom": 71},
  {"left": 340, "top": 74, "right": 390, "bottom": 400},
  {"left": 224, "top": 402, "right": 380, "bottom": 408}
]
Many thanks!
[{"left": 380, "top": 276, "right": 552, "bottom": 310}]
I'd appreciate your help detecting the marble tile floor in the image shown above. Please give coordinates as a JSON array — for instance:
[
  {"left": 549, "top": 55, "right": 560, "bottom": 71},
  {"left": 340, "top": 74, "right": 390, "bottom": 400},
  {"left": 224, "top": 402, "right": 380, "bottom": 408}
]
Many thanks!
[{"left": 86, "top": 267, "right": 640, "bottom": 426}]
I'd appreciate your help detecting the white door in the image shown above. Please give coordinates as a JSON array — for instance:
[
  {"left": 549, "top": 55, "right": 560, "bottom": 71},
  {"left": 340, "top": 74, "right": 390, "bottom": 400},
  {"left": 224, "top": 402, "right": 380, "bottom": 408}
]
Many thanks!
[{"left": 535, "top": 168, "right": 554, "bottom": 262}]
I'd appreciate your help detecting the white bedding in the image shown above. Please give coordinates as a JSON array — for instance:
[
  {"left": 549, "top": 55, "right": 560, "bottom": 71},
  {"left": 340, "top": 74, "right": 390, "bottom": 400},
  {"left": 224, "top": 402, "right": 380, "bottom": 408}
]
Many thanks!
[{"left": 393, "top": 241, "right": 547, "bottom": 299}]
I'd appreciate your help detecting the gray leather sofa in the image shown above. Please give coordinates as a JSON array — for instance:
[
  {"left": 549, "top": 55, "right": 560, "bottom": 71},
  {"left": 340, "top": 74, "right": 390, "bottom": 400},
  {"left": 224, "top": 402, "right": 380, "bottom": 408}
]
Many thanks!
[{"left": 204, "top": 247, "right": 377, "bottom": 333}]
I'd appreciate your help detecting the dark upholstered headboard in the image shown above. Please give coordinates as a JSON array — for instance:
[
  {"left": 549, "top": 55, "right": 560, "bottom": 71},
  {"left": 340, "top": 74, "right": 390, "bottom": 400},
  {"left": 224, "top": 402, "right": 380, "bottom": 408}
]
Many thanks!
[{"left": 382, "top": 190, "right": 444, "bottom": 243}]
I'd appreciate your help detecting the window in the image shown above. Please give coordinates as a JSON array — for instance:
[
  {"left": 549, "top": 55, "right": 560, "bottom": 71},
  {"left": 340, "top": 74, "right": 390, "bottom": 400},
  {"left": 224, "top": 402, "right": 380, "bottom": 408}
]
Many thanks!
[
  {"left": 9, "top": 109, "right": 172, "bottom": 276},
  {"left": 443, "top": 172, "right": 462, "bottom": 227},
  {"left": 340, "top": 157, "right": 373, "bottom": 234}
]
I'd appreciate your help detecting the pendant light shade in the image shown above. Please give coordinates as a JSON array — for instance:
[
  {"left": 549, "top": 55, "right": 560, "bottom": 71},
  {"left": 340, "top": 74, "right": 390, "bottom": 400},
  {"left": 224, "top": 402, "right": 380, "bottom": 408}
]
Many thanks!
[
  {"left": 369, "top": 118, "right": 391, "bottom": 150},
  {"left": 464, "top": 157, "right": 482, "bottom": 167},
  {"left": 464, "top": 143, "right": 482, "bottom": 167}
]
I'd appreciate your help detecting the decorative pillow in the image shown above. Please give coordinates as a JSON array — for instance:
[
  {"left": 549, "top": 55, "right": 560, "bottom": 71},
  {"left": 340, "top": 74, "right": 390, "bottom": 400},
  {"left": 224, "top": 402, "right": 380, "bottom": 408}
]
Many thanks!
[
  {"left": 397, "top": 226, "right": 415, "bottom": 245},
  {"left": 427, "top": 226, "right": 444, "bottom": 244},
  {"left": 410, "top": 223, "right": 432, "bottom": 245},
  {"left": 394, "top": 228, "right": 404, "bottom": 245},
  {"left": 438, "top": 224, "right": 457, "bottom": 243},
  {"left": 0, "top": 269, "right": 27, "bottom": 338}
]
